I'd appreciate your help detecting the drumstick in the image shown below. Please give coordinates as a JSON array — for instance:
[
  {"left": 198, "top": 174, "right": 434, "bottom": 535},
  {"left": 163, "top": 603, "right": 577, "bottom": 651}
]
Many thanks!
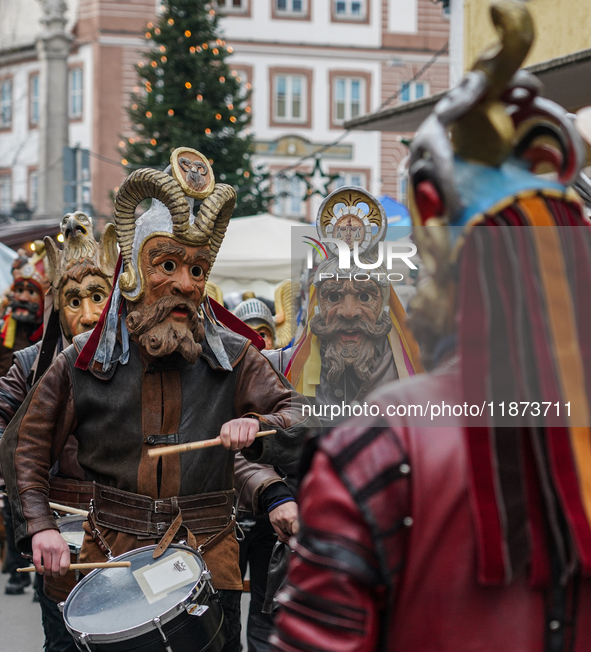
[
  {"left": 147, "top": 429, "right": 276, "bottom": 458},
  {"left": 49, "top": 502, "right": 88, "bottom": 517},
  {"left": 18, "top": 561, "right": 131, "bottom": 573}
]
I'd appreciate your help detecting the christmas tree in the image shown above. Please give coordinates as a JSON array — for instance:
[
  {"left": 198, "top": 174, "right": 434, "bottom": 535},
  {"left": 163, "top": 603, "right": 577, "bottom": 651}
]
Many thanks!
[{"left": 120, "top": 0, "right": 270, "bottom": 216}]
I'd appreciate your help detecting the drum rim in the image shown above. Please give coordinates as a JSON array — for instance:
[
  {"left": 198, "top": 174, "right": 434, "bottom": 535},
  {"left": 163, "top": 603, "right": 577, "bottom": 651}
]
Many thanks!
[
  {"left": 57, "top": 514, "right": 85, "bottom": 555},
  {"left": 63, "top": 543, "right": 215, "bottom": 644}
]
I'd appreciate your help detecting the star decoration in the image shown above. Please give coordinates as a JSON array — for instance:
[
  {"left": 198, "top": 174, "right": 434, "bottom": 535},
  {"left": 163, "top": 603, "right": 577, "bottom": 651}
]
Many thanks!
[{"left": 296, "top": 156, "right": 340, "bottom": 202}]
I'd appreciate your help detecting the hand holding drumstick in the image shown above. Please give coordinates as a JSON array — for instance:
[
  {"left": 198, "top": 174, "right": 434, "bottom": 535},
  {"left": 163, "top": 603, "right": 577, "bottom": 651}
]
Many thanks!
[{"left": 148, "top": 421, "right": 276, "bottom": 458}]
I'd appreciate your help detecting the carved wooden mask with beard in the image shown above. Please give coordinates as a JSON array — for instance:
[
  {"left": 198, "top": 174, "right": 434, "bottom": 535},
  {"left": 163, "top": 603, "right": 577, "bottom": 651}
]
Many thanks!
[
  {"left": 125, "top": 236, "right": 209, "bottom": 362},
  {"left": 310, "top": 278, "right": 392, "bottom": 384}
]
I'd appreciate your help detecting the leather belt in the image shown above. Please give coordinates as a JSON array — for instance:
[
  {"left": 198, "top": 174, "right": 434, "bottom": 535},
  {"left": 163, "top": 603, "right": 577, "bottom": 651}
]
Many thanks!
[
  {"left": 145, "top": 433, "right": 179, "bottom": 445},
  {"left": 48, "top": 477, "right": 94, "bottom": 510},
  {"left": 92, "top": 483, "right": 235, "bottom": 542}
]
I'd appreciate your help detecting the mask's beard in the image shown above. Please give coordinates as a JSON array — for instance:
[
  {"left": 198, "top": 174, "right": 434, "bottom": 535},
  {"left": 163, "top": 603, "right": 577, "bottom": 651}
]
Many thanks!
[
  {"left": 310, "top": 312, "right": 392, "bottom": 383},
  {"left": 10, "top": 299, "right": 40, "bottom": 324},
  {"left": 126, "top": 295, "right": 205, "bottom": 363}
]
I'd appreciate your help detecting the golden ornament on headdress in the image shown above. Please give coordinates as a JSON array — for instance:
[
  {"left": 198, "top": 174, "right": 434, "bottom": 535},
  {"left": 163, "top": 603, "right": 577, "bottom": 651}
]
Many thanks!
[
  {"left": 317, "top": 187, "right": 387, "bottom": 255},
  {"left": 171, "top": 147, "right": 215, "bottom": 199},
  {"left": 113, "top": 148, "right": 236, "bottom": 300}
]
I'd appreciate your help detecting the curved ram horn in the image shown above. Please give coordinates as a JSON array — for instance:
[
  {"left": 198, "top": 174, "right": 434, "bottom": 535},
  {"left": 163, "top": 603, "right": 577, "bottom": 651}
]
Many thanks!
[
  {"left": 114, "top": 168, "right": 190, "bottom": 293},
  {"left": 451, "top": 0, "right": 534, "bottom": 166},
  {"left": 98, "top": 222, "right": 119, "bottom": 280},
  {"left": 473, "top": 0, "right": 534, "bottom": 98},
  {"left": 191, "top": 183, "right": 236, "bottom": 279}
]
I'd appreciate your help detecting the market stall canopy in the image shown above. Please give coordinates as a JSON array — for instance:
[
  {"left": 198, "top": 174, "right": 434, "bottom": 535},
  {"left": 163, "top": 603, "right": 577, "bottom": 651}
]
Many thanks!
[
  {"left": 209, "top": 214, "right": 298, "bottom": 295},
  {"left": 0, "top": 218, "right": 62, "bottom": 248},
  {"left": 379, "top": 195, "right": 413, "bottom": 240},
  {"left": 345, "top": 47, "right": 591, "bottom": 133}
]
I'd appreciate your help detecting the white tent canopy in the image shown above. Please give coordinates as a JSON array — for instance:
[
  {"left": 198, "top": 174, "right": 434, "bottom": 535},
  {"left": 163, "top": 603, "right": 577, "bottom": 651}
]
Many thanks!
[
  {"left": 0, "top": 241, "right": 18, "bottom": 296},
  {"left": 209, "top": 214, "right": 297, "bottom": 299}
]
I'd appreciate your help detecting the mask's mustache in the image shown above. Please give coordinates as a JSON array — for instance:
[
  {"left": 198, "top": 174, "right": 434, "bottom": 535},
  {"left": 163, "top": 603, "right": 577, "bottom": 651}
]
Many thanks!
[
  {"left": 10, "top": 299, "right": 40, "bottom": 323},
  {"left": 11, "top": 299, "right": 39, "bottom": 313},
  {"left": 310, "top": 312, "right": 392, "bottom": 340},
  {"left": 310, "top": 312, "right": 392, "bottom": 383},
  {"left": 126, "top": 295, "right": 200, "bottom": 336}
]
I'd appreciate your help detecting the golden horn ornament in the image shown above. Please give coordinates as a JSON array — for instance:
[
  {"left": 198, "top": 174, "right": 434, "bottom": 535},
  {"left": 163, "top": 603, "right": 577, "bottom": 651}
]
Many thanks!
[{"left": 451, "top": 0, "right": 535, "bottom": 167}]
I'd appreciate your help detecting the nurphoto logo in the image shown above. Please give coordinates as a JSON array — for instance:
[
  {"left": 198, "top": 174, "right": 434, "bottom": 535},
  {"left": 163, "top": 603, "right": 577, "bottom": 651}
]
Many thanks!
[{"left": 303, "top": 236, "right": 417, "bottom": 283}]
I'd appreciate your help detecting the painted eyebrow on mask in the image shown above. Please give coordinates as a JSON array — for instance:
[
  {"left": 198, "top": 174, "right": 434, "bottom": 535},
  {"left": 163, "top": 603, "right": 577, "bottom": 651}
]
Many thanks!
[
  {"left": 85, "top": 283, "right": 109, "bottom": 294},
  {"left": 64, "top": 283, "right": 108, "bottom": 298},
  {"left": 148, "top": 241, "right": 211, "bottom": 266}
]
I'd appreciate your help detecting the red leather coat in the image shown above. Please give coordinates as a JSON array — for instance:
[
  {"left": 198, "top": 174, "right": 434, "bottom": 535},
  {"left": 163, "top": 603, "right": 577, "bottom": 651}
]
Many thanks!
[{"left": 272, "top": 358, "right": 591, "bottom": 652}]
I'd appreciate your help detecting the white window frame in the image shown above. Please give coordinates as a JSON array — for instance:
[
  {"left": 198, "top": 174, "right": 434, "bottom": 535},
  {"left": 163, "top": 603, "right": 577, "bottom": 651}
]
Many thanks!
[
  {"left": 334, "top": 0, "right": 366, "bottom": 20},
  {"left": 273, "top": 74, "right": 306, "bottom": 123},
  {"left": 68, "top": 67, "right": 83, "bottom": 119},
  {"left": 333, "top": 171, "right": 367, "bottom": 191},
  {"left": 216, "top": 0, "right": 249, "bottom": 14},
  {"left": 30, "top": 74, "right": 40, "bottom": 127},
  {"left": 275, "top": 175, "right": 306, "bottom": 219},
  {"left": 275, "top": 0, "right": 306, "bottom": 15},
  {"left": 399, "top": 80, "right": 429, "bottom": 103},
  {"left": 333, "top": 77, "right": 365, "bottom": 124},
  {"left": 0, "top": 79, "right": 12, "bottom": 128},
  {"left": 0, "top": 174, "right": 12, "bottom": 215}
]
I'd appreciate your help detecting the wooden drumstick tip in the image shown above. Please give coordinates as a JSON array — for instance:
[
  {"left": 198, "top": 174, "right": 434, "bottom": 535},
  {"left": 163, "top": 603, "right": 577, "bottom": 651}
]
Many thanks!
[
  {"left": 147, "top": 429, "right": 277, "bottom": 458},
  {"left": 17, "top": 561, "right": 132, "bottom": 573}
]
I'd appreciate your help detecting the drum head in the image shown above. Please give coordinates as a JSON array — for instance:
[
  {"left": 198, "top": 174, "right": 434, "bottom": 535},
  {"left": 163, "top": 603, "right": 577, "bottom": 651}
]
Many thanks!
[{"left": 64, "top": 545, "right": 206, "bottom": 637}]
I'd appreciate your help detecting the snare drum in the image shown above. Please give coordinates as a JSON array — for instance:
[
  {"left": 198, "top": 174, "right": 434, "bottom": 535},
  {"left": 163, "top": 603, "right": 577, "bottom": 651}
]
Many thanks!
[
  {"left": 58, "top": 514, "right": 86, "bottom": 558},
  {"left": 63, "top": 544, "right": 225, "bottom": 652},
  {"left": 44, "top": 514, "right": 88, "bottom": 603}
]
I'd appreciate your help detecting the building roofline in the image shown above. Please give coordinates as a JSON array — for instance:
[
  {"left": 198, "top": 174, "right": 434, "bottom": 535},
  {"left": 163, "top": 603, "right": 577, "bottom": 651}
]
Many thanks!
[
  {"left": 0, "top": 41, "right": 38, "bottom": 66},
  {"left": 345, "top": 47, "right": 591, "bottom": 132}
]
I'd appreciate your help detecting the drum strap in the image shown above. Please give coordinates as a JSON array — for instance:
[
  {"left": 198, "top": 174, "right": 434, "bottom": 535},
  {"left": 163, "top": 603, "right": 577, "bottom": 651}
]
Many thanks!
[
  {"left": 153, "top": 504, "right": 197, "bottom": 559},
  {"left": 152, "top": 504, "right": 237, "bottom": 560}
]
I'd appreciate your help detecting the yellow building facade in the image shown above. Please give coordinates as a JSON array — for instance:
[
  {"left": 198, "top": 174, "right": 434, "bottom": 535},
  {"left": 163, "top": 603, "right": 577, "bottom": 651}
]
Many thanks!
[{"left": 464, "top": 0, "right": 591, "bottom": 70}]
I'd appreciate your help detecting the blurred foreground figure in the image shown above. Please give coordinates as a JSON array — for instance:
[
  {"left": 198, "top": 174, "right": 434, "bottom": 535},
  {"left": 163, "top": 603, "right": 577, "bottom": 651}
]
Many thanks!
[{"left": 272, "top": 2, "right": 591, "bottom": 651}]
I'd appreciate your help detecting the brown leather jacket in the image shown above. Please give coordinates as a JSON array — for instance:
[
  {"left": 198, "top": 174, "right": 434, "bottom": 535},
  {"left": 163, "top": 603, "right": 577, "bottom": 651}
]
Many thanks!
[
  {"left": 0, "top": 326, "right": 317, "bottom": 590},
  {"left": 0, "top": 344, "right": 287, "bottom": 509}
]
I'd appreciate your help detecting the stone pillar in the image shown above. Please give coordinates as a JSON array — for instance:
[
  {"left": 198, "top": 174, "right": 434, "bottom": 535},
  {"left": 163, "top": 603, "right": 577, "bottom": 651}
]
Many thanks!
[
  {"left": 36, "top": 0, "right": 72, "bottom": 219},
  {"left": 449, "top": 0, "right": 465, "bottom": 88}
]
